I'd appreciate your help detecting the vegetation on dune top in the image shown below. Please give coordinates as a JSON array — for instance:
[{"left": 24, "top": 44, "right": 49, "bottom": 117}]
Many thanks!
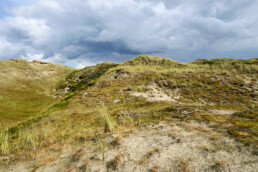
[
  {"left": 192, "top": 58, "right": 258, "bottom": 65},
  {"left": 0, "top": 59, "right": 70, "bottom": 70},
  {"left": 123, "top": 54, "right": 186, "bottom": 67},
  {"left": 57, "top": 62, "right": 118, "bottom": 92},
  {"left": 191, "top": 58, "right": 258, "bottom": 74},
  {"left": 119, "top": 55, "right": 258, "bottom": 74}
]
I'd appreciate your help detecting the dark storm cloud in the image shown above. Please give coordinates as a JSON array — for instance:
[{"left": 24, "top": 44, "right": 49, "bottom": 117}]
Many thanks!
[
  {"left": 82, "top": 40, "right": 143, "bottom": 55},
  {"left": 0, "top": 0, "right": 257, "bottom": 68}
]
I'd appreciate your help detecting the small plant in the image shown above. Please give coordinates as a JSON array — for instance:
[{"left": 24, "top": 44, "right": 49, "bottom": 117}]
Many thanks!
[
  {"left": 211, "top": 160, "right": 228, "bottom": 170},
  {"left": 129, "top": 85, "right": 147, "bottom": 92},
  {"left": 23, "top": 126, "right": 40, "bottom": 152},
  {"left": 17, "top": 124, "right": 46, "bottom": 152},
  {"left": 199, "top": 144, "right": 216, "bottom": 152},
  {"left": 136, "top": 86, "right": 146, "bottom": 92},
  {"left": 107, "top": 153, "right": 123, "bottom": 170},
  {"left": 96, "top": 136, "right": 105, "bottom": 160},
  {"left": 150, "top": 166, "right": 161, "bottom": 172},
  {"left": 118, "top": 112, "right": 134, "bottom": 124},
  {"left": 110, "top": 136, "right": 121, "bottom": 147},
  {"left": 99, "top": 105, "right": 116, "bottom": 132},
  {"left": 0, "top": 126, "right": 10, "bottom": 155},
  {"left": 177, "top": 159, "right": 190, "bottom": 172},
  {"left": 139, "top": 148, "right": 161, "bottom": 164}
]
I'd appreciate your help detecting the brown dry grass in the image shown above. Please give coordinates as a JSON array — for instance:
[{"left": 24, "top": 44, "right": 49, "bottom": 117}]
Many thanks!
[
  {"left": 139, "top": 148, "right": 161, "bottom": 164},
  {"left": 177, "top": 159, "right": 191, "bottom": 172},
  {"left": 107, "top": 153, "right": 123, "bottom": 170},
  {"left": 36, "top": 154, "right": 58, "bottom": 168}
]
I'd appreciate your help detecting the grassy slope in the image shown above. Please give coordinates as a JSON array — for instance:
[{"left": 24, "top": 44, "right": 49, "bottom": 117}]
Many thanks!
[
  {"left": 1, "top": 55, "right": 257, "bottom": 160},
  {"left": 0, "top": 59, "right": 75, "bottom": 127}
]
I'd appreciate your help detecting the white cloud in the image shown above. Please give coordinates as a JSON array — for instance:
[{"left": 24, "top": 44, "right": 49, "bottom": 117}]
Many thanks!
[
  {"left": 75, "top": 63, "right": 85, "bottom": 69},
  {"left": 0, "top": 0, "right": 257, "bottom": 67},
  {"left": 21, "top": 53, "right": 44, "bottom": 61}
]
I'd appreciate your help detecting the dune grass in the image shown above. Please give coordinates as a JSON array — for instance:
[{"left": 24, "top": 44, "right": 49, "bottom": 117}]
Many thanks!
[
  {"left": 99, "top": 105, "right": 116, "bottom": 132},
  {"left": 0, "top": 59, "right": 75, "bottom": 127},
  {"left": 0, "top": 125, "right": 10, "bottom": 155},
  {"left": 0, "top": 55, "right": 257, "bottom": 160},
  {"left": 120, "top": 55, "right": 258, "bottom": 74}
]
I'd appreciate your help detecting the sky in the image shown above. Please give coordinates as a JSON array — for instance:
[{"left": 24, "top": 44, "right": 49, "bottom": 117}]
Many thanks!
[{"left": 0, "top": 0, "right": 258, "bottom": 68}]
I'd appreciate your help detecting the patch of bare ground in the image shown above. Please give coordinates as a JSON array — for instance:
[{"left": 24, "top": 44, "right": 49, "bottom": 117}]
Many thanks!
[
  {"left": 209, "top": 109, "right": 236, "bottom": 115},
  {"left": 131, "top": 83, "right": 179, "bottom": 103},
  {"left": 2, "top": 121, "right": 257, "bottom": 172}
]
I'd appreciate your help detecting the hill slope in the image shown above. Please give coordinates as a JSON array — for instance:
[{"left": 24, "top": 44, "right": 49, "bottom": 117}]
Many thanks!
[
  {"left": 1, "top": 55, "right": 258, "bottom": 171},
  {"left": 0, "top": 59, "right": 75, "bottom": 127}
]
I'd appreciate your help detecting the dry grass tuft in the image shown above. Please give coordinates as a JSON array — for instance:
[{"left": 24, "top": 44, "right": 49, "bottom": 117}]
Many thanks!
[
  {"left": 0, "top": 126, "right": 10, "bottom": 155},
  {"left": 107, "top": 153, "right": 123, "bottom": 170},
  {"left": 199, "top": 144, "right": 216, "bottom": 152},
  {"left": 211, "top": 160, "right": 229, "bottom": 170},
  {"left": 177, "top": 159, "right": 190, "bottom": 172},
  {"left": 36, "top": 154, "right": 58, "bottom": 168},
  {"left": 72, "top": 149, "right": 85, "bottom": 162},
  {"left": 209, "top": 133, "right": 223, "bottom": 141},
  {"left": 139, "top": 148, "right": 161, "bottom": 164},
  {"left": 149, "top": 166, "right": 161, "bottom": 172},
  {"left": 110, "top": 136, "right": 122, "bottom": 147},
  {"left": 99, "top": 106, "right": 116, "bottom": 132},
  {"left": 96, "top": 136, "right": 105, "bottom": 160}
]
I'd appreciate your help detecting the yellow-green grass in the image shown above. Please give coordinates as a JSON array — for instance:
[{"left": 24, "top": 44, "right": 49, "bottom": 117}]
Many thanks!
[
  {"left": 0, "top": 59, "right": 75, "bottom": 127},
  {"left": 120, "top": 55, "right": 258, "bottom": 74},
  {"left": 1, "top": 55, "right": 257, "bottom": 159},
  {"left": 0, "top": 89, "right": 54, "bottom": 124}
]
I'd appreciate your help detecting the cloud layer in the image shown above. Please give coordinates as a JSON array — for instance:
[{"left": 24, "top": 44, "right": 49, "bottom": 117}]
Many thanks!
[{"left": 0, "top": 0, "right": 257, "bottom": 67}]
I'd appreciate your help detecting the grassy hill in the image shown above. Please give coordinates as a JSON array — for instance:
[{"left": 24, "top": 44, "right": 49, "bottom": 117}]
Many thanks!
[
  {"left": 0, "top": 59, "right": 75, "bottom": 127},
  {"left": 0, "top": 55, "right": 257, "bottom": 171}
]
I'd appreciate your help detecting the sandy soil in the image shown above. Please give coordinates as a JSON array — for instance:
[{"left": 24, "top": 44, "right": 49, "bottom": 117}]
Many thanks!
[
  {"left": 2, "top": 122, "right": 257, "bottom": 172},
  {"left": 131, "top": 84, "right": 179, "bottom": 102}
]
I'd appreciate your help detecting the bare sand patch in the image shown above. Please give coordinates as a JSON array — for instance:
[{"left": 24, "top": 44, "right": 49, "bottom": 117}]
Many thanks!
[
  {"left": 1, "top": 122, "right": 257, "bottom": 172},
  {"left": 131, "top": 84, "right": 179, "bottom": 102},
  {"left": 210, "top": 109, "right": 236, "bottom": 115}
]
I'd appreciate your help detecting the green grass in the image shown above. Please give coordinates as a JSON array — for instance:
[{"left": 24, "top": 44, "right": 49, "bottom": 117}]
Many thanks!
[
  {"left": 0, "top": 55, "right": 257, "bottom": 160},
  {"left": 99, "top": 105, "right": 116, "bottom": 132},
  {"left": 0, "top": 59, "right": 75, "bottom": 127},
  {"left": 120, "top": 55, "right": 258, "bottom": 74},
  {"left": 0, "top": 89, "right": 55, "bottom": 125},
  {"left": 58, "top": 62, "right": 118, "bottom": 92},
  {"left": 0, "top": 125, "right": 10, "bottom": 155}
]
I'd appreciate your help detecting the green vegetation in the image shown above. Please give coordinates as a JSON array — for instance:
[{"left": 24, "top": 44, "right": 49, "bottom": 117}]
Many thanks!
[
  {"left": 192, "top": 58, "right": 258, "bottom": 74},
  {"left": 99, "top": 105, "right": 117, "bottom": 132},
  {"left": 0, "top": 59, "right": 74, "bottom": 127},
  {"left": 58, "top": 62, "right": 118, "bottom": 92},
  {"left": 0, "top": 55, "right": 257, "bottom": 163},
  {"left": 120, "top": 55, "right": 258, "bottom": 74},
  {"left": 0, "top": 125, "right": 10, "bottom": 155}
]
